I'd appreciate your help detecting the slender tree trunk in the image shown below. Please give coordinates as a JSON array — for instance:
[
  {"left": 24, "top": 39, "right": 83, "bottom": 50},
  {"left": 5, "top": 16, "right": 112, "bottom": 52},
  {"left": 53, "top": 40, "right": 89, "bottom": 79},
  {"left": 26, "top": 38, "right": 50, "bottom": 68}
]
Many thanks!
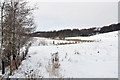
[
  {"left": 1, "top": 2, "right": 5, "bottom": 74},
  {"left": 10, "top": 55, "right": 12, "bottom": 75},
  {"left": 1, "top": 60, "right": 4, "bottom": 74}
]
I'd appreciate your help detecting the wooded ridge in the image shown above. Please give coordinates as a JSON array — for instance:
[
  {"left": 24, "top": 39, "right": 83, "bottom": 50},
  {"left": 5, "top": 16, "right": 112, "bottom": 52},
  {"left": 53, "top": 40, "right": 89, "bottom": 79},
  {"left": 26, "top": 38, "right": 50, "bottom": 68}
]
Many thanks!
[{"left": 31, "top": 23, "right": 120, "bottom": 39}]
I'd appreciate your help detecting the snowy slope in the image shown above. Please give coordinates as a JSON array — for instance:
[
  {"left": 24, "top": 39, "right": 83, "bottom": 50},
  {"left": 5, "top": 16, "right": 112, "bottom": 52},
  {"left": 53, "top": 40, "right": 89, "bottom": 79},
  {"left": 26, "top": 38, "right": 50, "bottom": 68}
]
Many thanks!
[{"left": 10, "top": 31, "right": 118, "bottom": 78}]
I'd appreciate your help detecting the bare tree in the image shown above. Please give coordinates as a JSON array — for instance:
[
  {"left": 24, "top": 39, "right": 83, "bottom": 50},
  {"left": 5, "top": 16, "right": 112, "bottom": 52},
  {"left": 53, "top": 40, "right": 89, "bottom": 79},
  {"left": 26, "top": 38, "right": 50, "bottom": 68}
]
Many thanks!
[
  {"left": 0, "top": 0, "right": 35, "bottom": 75},
  {"left": 0, "top": 2, "right": 5, "bottom": 74}
]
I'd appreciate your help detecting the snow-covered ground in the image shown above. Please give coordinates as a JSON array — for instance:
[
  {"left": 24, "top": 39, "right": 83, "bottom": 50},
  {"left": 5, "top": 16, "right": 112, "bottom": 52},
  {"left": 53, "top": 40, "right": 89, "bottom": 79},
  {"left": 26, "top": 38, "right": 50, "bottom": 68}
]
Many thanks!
[{"left": 10, "top": 31, "right": 118, "bottom": 78}]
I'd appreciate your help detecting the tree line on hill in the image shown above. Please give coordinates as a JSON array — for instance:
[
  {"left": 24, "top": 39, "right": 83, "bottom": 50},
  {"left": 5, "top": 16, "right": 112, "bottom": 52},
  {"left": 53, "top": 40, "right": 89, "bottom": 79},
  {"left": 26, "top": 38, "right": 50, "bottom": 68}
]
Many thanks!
[{"left": 31, "top": 23, "right": 120, "bottom": 39}]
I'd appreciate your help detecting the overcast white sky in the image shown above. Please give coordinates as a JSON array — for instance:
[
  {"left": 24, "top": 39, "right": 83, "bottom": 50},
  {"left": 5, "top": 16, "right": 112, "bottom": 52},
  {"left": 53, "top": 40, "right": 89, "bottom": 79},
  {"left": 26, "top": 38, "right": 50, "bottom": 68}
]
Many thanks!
[{"left": 27, "top": 0, "right": 119, "bottom": 31}]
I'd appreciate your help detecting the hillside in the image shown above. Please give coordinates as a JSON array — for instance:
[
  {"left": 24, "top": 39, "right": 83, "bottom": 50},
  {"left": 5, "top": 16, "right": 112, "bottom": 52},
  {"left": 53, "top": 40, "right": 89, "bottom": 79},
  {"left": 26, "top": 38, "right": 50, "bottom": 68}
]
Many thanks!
[{"left": 9, "top": 31, "right": 118, "bottom": 78}]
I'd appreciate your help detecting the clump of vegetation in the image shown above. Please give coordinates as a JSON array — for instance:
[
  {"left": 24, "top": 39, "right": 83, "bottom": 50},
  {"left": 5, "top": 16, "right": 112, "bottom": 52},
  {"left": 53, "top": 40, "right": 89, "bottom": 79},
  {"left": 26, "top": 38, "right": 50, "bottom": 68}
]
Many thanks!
[
  {"left": 39, "top": 40, "right": 47, "bottom": 46},
  {"left": 75, "top": 51, "right": 79, "bottom": 55},
  {"left": 46, "top": 52, "right": 61, "bottom": 77},
  {"left": 51, "top": 52, "right": 60, "bottom": 69}
]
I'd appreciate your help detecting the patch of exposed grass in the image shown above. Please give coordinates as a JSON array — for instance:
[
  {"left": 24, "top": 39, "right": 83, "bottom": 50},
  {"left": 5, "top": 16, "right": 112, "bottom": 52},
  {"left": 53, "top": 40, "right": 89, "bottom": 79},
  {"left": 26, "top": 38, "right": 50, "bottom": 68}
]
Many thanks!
[{"left": 65, "top": 39, "right": 95, "bottom": 42}]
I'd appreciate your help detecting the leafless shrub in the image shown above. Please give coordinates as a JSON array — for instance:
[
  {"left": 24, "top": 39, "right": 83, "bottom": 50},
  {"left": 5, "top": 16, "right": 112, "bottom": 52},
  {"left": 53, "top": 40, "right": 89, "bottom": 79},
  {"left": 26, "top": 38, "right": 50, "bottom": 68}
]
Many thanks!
[
  {"left": 51, "top": 52, "right": 60, "bottom": 69},
  {"left": 39, "top": 40, "right": 47, "bottom": 46},
  {"left": 46, "top": 52, "right": 61, "bottom": 77}
]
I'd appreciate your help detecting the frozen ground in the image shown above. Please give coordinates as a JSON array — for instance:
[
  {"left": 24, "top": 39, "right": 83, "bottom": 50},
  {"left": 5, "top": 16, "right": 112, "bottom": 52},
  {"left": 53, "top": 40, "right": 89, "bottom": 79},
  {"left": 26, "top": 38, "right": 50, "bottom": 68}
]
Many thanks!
[{"left": 10, "top": 31, "right": 118, "bottom": 78}]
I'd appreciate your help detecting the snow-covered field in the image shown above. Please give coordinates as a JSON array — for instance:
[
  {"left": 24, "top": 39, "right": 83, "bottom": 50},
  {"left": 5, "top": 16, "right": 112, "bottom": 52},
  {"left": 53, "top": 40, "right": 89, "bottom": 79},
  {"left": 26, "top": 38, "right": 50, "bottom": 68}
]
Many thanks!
[{"left": 10, "top": 31, "right": 118, "bottom": 78}]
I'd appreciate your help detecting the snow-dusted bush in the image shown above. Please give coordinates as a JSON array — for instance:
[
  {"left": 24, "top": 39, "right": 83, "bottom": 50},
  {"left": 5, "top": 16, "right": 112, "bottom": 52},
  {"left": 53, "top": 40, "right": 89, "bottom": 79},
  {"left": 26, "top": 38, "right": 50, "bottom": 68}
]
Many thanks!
[{"left": 39, "top": 40, "right": 47, "bottom": 46}]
